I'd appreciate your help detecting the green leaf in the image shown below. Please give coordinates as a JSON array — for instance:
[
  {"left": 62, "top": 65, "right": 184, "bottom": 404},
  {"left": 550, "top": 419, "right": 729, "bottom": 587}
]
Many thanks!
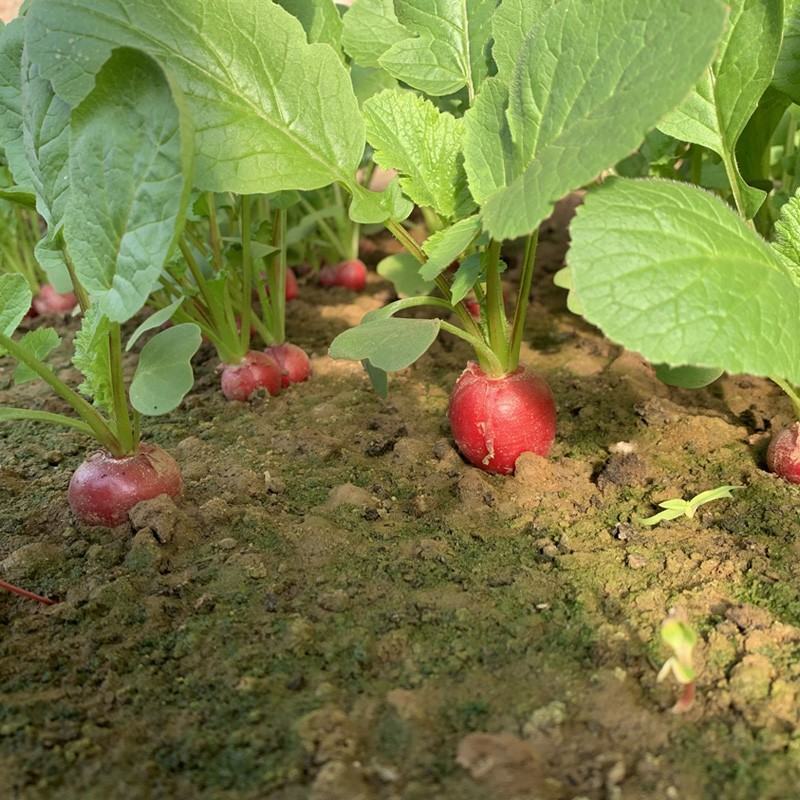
[
  {"left": 362, "top": 359, "right": 389, "bottom": 399},
  {"left": 0, "top": 273, "right": 31, "bottom": 340},
  {"left": 568, "top": 178, "right": 800, "bottom": 386},
  {"left": 329, "top": 317, "right": 441, "bottom": 371},
  {"left": 65, "top": 49, "right": 192, "bottom": 324},
  {"left": 72, "top": 304, "right": 113, "bottom": 413},
  {"left": 275, "top": 0, "right": 343, "bottom": 56},
  {"left": 364, "top": 89, "right": 472, "bottom": 220},
  {"left": 464, "top": 0, "right": 728, "bottom": 241},
  {"left": 377, "top": 253, "right": 435, "bottom": 297},
  {"left": 26, "top": 0, "right": 365, "bottom": 196},
  {"left": 421, "top": 215, "right": 482, "bottom": 280},
  {"left": 33, "top": 233, "right": 72, "bottom": 294},
  {"left": 773, "top": 190, "right": 800, "bottom": 281},
  {"left": 654, "top": 364, "right": 724, "bottom": 390},
  {"left": 659, "top": 0, "right": 783, "bottom": 219},
  {"left": 773, "top": 0, "right": 800, "bottom": 103},
  {"left": 342, "top": 0, "right": 408, "bottom": 69},
  {"left": 450, "top": 253, "right": 483, "bottom": 305},
  {"left": 689, "top": 485, "right": 740, "bottom": 509},
  {"left": 126, "top": 299, "right": 184, "bottom": 352},
  {"left": 13, "top": 326, "right": 59, "bottom": 384},
  {"left": 351, "top": 64, "right": 398, "bottom": 108},
  {"left": 640, "top": 508, "right": 686, "bottom": 526},
  {"left": 491, "top": 0, "right": 554, "bottom": 81},
  {"left": 349, "top": 180, "right": 413, "bottom": 224},
  {"left": 129, "top": 324, "right": 202, "bottom": 416},
  {"left": 0, "top": 19, "right": 34, "bottom": 190}
]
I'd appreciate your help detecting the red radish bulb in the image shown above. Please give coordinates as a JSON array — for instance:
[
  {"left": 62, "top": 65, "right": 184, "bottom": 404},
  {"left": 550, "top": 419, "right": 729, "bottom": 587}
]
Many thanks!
[
  {"left": 335, "top": 259, "right": 367, "bottom": 292},
  {"left": 465, "top": 298, "right": 481, "bottom": 319},
  {"left": 767, "top": 423, "right": 800, "bottom": 484},
  {"left": 264, "top": 343, "right": 311, "bottom": 387},
  {"left": 285, "top": 268, "right": 299, "bottom": 301},
  {"left": 319, "top": 265, "right": 338, "bottom": 288},
  {"left": 448, "top": 362, "right": 556, "bottom": 475},
  {"left": 32, "top": 284, "right": 77, "bottom": 316},
  {"left": 68, "top": 444, "right": 182, "bottom": 527},
  {"left": 220, "top": 351, "right": 282, "bottom": 401}
]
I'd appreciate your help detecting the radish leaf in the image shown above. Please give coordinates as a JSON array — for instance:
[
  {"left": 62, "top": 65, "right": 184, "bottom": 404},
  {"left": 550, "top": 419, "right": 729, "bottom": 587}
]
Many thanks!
[
  {"left": 72, "top": 304, "right": 113, "bottom": 413},
  {"left": 0, "top": 273, "right": 31, "bottom": 340},
  {"left": 275, "top": 0, "right": 343, "bottom": 56},
  {"left": 568, "top": 178, "right": 800, "bottom": 386},
  {"left": 342, "top": 0, "right": 408, "bottom": 69},
  {"left": 0, "top": 20, "right": 33, "bottom": 191},
  {"left": 775, "top": 0, "right": 800, "bottom": 103},
  {"left": 126, "top": 299, "right": 184, "bottom": 353},
  {"left": 13, "top": 327, "right": 60, "bottom": 384},
  {"left": 421, "top": 215, "right": 482, "bottom": 280},
  {"left": 491, "top": 0, "right": 554, "bottom": 81},
  {"left": 65, "top": 49, "right": 192, "bottom": 324},
  {"left": 654, "top": 364, "right": 724, "bottom": 390},
  {"left": 450, "top": 254, "right": 483, "bottom": 305},
  {"left": 466, "top": 0, "right": 727, "bottom": 241},
  {"left": 129, "top": 324, "right": 202, "bottom": 416},
  {"left": 377, "top": 254, "right": 436, "bottom": 298}
]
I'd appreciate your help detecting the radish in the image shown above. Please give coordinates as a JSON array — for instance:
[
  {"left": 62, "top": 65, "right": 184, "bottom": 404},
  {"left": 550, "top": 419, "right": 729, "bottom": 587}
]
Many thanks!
[
  {"left": 319, "top": 259, "right": 368, "bottom": 292},
  {"left": 220, "top": 350, "right": 282, "bottom": 401},
  {"left": 285, "top": 267, "right": 299, "bottom": 301},
  {"left": 68, "top": 444, "right": 183, "bottom": 527},
  {"left": 767, "top": 423, "right": 800, "bottom": 484},
  {"left": 448, "top": 362, "right": 557, "bottom": 474},
  {"left": 32, "top": 284, "right": 78, "bottom": 316},
  {"left": 264, "top": 342, "right": 311, "bottom": 387}
]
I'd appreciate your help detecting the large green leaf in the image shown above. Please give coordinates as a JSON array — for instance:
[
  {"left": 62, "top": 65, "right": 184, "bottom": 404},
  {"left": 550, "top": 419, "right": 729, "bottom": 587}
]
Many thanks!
[
  {"left": 72, "top": 304, "right": 113, "bottom": 413},
  {"left": 773, "top": 0, "right": 800, "bottom": 103},
  {"left": 0, "top": 272, "right": 32, "bottom": 339},
  {"left": 275, "top": 0, "right": 343, "bottom": 56},
  {"left": 13, "top": 327, "right": 60, "bottom": 384},
  {"left": 364, "top": 89, "right": 472, "bottom": 219},
  {"left": 0, "top": 19, "right": 33, "bottom": 190},
  {"left": 342, "top": 0, "right": 496, "bottom": 97},
  {"left": 129, "top": 324, "right": 202, "bottom": 416},
  {"left": 659, "top": 0, "right": 783, "bottom": 219},
  {"left": 65, "top": 49, "right": 192, "bottom": 324},
  {"left": 329, "top": 317, "right": 441, "bottom": 372},
  {"left": 491, "top": 0, "right": 555, "bottom": 80},
  {"left": 773, "top": 189, "right": 800, "bottom": 281},
  {"left": 464, "top": 0, "right": 727, "bottom": 241},
  {"left": 26, "top": 0, "right": 365, "bottom": 195},
  {"left": 568, "top": 178, "right": 800, "bottom": 385}
]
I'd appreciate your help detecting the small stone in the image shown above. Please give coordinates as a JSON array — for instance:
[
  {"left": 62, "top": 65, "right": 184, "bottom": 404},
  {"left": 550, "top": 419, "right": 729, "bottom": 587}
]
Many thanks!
[
  {"left": 216, "top": 537, "right": 238, "bottom": 551},
  {"left": 363, "top": 507, "right": 380, "bottom": 521},
  {"left": 264, "top": 470, "right": 286, "bottom": 494},
  {"left": 729, "top": 654, "right": 775, "bottom": 707},
  {"left": 523, "top": 701, "right": 567, "bottom": 736},
  {"left": 318, "top": 589, "right": 349, "bottom": 613},
  {"left": 129, "top": 495, "right": 182, "bottom": 544},
  {"left": 45, "top": 450, "right": 63, "bottom": 465},
  {"left": 325, "top": 483, "right": 374, "bottom": 510},
  {"left": 626, "top": 553, "right": 648, "bottom": 570}
]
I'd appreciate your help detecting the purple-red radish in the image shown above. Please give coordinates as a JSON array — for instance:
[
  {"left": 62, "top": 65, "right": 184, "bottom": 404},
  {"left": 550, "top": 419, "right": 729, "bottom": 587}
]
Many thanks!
[
  {"left": 0, "top": 578, "right": 56, "bottom": 606},
  {"left": 68, "top": 444, "right": 183, "bottom": 527},
  {"left": 319, "top": 264, "right": 338, "bottom": 288},
  {"left": 220, "top": 351, "right": 282, "bottom": 401},
  {"left": 265, "top": 343, "right": 311, "bottom": 387},
  {"left": 448, "top": 362, "right": 556, "bottom": 475},
  {"left": 767, "top": 423, "right": 800, "bottom": 484},
  {"left": 32, "top": 284, "right": 77, "bottom": 316},
  {"left": 466, "top": 298, "right": 481, "bottom": 319},
  {"left": 319, "top": 260, "right": 368, "bottom": 292},
  {"left": 285, "top": 268, "right": 299, "bottom": 301}
]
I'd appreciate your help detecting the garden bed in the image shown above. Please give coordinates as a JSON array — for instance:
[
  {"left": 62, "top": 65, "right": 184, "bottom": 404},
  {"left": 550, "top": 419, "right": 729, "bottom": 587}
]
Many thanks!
[{"left": 2, "top": 208, "right": 800, "bottom": 800}]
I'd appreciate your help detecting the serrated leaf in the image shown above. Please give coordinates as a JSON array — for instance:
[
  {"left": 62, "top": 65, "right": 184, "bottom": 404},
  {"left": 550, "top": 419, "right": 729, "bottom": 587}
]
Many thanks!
[
  {"left": 377, "top": 253, "right": 435, "bottom": 298},
  {"left": 421, "top": 215, "right": 482, "bottom": 280},
  {"left": 126, "top": 299, "right": 184, "bottom": 352},
  {"left": 569, "top": 178, "right": 800, "bottom": 386},
  {"left": 65, "top": 49, "right": 191, "bottom": 324},
  {"left": 655, "top": 364, "right": 724, "bottom": 389},
  {"left": 13, "top": 326, "right": 59, "bottom": 384},
  {"left": 450, "top": 253, "right": 483, "bottom": 304},
  {"left": 129, "top": 324, "right": 202, "bottom": 416},
  {"left": 275, "top": 0, "right": 343, "bottom": 56},
  {"left": 26, "top": 0, "right": 365, "bottom": 196},
  {"left": 72, "top": 304, "right": 113, "bottom": 413},
  {"left": 659, "top": 0, "right": 782, "bottom": 219},
  {"left": 364, "top": 89, "right": 472, "bottom": 220},
  {"left": 465, "top": 0, "right": 727, "bottom": 241},
  {"left": 0, "top": 273, "right": 31, "bottom": 341},
  {"left": 329, "top": 317, "right": 441, "bottom": 372}
]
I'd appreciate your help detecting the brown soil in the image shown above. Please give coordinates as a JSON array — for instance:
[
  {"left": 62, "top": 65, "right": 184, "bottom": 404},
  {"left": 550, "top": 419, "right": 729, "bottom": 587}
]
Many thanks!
[{"left": 2, "top": 202, "right": 800, "bottom": 799}]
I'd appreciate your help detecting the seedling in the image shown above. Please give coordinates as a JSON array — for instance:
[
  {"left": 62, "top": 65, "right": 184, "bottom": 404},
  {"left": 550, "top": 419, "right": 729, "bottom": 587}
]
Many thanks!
[
  {"left": 657, "top": 614, "right": 699, "bottom": 714},
  {"left": 639, "top": 486, "right": 741, "bottom": 527}
]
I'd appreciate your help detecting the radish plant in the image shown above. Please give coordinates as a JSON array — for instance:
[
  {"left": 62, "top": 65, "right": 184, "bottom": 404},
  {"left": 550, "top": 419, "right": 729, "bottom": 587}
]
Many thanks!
[{"left": 0, "top": 30, "right": 201, "bottom": 526}]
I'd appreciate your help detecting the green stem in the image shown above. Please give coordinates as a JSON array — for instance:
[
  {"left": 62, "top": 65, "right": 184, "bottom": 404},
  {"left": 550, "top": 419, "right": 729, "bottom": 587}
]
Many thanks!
[
  {"left": 721, "top": 150, "right": 748, "bottom": 220},
  {"left": 0, "top": 331, "right": 121, "bottom": 454},
  {"left": 440, "top": 321, "right": 503, "bottom": 375},
  {"left": 484, "top": 239, "right": 509, "bottom": 371},
  {"left": 508, "top": 232, "right": 539, "bottom": 371},
  {"left": 61, "top": 244, "right": 89, "bottom": 312},
  {"left": 269, "top": 207, "right": 287, "bottom": 343},
  {"left": 239, "top": 196, "right": 253, "bottom": 353},
  {"left": 690, "top": 144, "right": 703, "bottom": 186},
  {"left": 773, "top": 377, "right": 800, "bottom": 419},
  {"left": 109, "top": 323, "right": 135, "bottom": 453},
  {"left": 206, "top": 192, "right": 223, "bottom": 271},
  {"left": 299, "top": 196, "right": 348, "bottom": 261},
  {"left": 0, "top": 408, "right": 94, "bottom": 435},
  {"left": 783, "top": 113, "right": 797, "bottom": 193}
]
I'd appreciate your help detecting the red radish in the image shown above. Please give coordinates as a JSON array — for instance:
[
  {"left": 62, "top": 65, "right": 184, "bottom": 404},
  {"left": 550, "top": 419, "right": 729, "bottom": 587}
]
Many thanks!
[
  {"left": 32, "top": 284, "right": 77, "bottom": 316},
  {"left": 466, "top": 298, "right": 481, "bottom": 319},
  {"left": 68, "top": 444, "right": 183, "bottom": 527},
  {"left": 448, "top": 362, "right": 556, "bottom": 475},
  {"left": 285, "top": 267, "right": 299, "bottom": 301},
  {"left": 319, "top": 260, "right": 368, "bottom": 292},
  {"left": 220, "top": 351, "right": 282, "bottom": 401},
  {"left": 767, "top": 423, "right": 800, "bottom": 484},
  {"left": 318, "top": 264, "right": 339, "bottom": 288},
  {"left": 264, "top": 343, "right": 311, "bottom": 387}
]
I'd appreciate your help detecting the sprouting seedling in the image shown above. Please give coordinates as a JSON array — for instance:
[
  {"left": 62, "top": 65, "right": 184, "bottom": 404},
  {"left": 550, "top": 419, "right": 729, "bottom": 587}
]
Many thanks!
[
  {"left": 657, "top": 614, "right": 698, "bottom": 714},
  {"left": 639, "top": 485, "right": 741, "bottom": 527}
]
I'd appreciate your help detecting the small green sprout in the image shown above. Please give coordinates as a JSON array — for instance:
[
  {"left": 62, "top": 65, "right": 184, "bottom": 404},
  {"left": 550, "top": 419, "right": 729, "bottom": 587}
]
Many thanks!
[
  {"left": 657, "top": 614, "right": 698, "bottom": 714},
  {"left": 639, "top": 485, "right": 741, "bottom": 527}
]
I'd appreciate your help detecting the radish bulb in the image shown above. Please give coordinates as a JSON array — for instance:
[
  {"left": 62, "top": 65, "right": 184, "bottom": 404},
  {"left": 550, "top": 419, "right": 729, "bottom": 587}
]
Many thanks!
[
  {"left": 265, "top": 343, "right": 311, "bottom": 387},
  {"left": 32, "top": 284, "right": 78, "bottom": 316},
  {"left": 285, "top": 267, "right": 299, "bottom": 301},
  {"left": 449, "top": 362, "right": 556, "bottom": 474},
  {"left": 767, "top": 423, "right": 800, "bottom": 484},
  {"left": 319, "top": 260, "right": 368, "bottom": 292},
  {"left": 220, "top": 351, "right": 282, "bottom": 401},
  {"left": 68, "top": 444, "right": 182, "bottom": 527}
]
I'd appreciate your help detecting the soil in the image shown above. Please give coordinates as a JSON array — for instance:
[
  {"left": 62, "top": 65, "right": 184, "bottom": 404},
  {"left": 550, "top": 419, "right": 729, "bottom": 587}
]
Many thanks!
[{"left": 2, "top": 200, "right": 800, "bottom": 800}]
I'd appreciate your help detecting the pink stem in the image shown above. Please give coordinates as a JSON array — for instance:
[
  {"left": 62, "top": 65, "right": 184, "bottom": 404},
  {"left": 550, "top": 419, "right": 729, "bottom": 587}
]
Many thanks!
[{"left": 0, "top": 578, "right": 56, "bottom": 606}]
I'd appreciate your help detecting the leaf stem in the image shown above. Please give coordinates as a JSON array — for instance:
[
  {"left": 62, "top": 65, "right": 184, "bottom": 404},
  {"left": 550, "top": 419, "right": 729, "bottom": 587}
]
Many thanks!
[
  {"left": 206, "top": 192, "right": 223, "bottom": 271},
  {"left": 239, "top": 195, "right": 253, "bottom": 353},
  {"left": 484, "top": 239, "right": 508, "bottom": 371},
  {"left": 109, "top": 323, "right": 135, "bottom": 453},
  {"left": 61, "top": 244, "right": 89, "bottom": 312},
  {"left": 773, "top": 377, "right": 800, "bottom": 419},
  {"left": 270, "top": 207, "right": 287, "bottom": 343},
  {"left": 0, "top": 578, "right": 55, "bottom": 606},
  {"left": 508, "top": 232, "right": 539, "bottom": 370},
  {"left": 0, "top": 407, "right": 94, "bottom": 434}
]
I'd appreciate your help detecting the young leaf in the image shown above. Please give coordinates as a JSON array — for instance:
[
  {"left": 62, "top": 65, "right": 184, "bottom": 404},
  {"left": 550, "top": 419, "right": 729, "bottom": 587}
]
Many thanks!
[
  {"left": 450, "top": 254, "right": 483, "bottom": 305},
  {"left": 0, "top": 273, "right": 32, "bottom": 339},
  {"left": 377, "top": 254, "right": 436, "bottom": 298},
  {"left": 364, "top": 89, "right": 473, "bottom": 220},
  {"left": 275, "top": 0, "right": 343, "bottom": 56},
  {"left": 129, "top": 324, "right": 202, "bottom": 416},
  {"left": 329, "top": 317, "right": 441, "bottom": 372},
  {"left": 65, "top": 49, "right": 192, "bottom": 324},
  {"left": 420, "top": 215, "right": 482, "bottom": 280},
  {"left": 13, "top": 327, "right": 60, "bottom": 384},
  {"left": 569, "top": 178, "right": 800, "bottom": 386},
  {"left": 659, "top": 0, "right": 782, "bottom": 219},
  {"left": 464, "top": 0, "right": 727, "bottom": 241},
  {"left": 26, "top": 0, "right": 366, "bottom": 196},
  {"left": 126, "top": 299, "right": 184, "bottom": 352},
  {"left": 72, "top": 304, "right": 113, "bottom": 413}
]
